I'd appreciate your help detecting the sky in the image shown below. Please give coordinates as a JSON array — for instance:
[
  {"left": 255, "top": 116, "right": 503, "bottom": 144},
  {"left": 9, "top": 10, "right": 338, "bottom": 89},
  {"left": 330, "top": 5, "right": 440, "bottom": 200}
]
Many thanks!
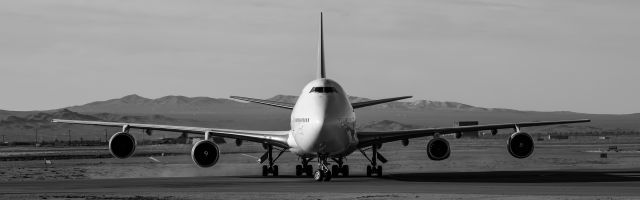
[{"left": 0, "top": 0, "right": 639, "bottom": 114}]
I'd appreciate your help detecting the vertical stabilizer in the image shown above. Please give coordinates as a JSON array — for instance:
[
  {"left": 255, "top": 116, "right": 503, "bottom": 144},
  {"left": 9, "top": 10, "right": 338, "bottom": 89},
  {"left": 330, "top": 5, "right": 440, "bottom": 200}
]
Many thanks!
[{"left": 318, "top": 12, "right": 326, "bottom": 79}]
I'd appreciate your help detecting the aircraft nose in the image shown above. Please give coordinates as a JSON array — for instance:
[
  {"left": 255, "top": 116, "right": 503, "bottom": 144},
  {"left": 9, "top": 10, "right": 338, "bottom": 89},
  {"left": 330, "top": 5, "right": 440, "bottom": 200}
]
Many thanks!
[
  {"left": 293, "top": 96, "right": 350, "bottom": 154},
  {"left": 302, "top": 116, "right": 349, "bottom": 154}
]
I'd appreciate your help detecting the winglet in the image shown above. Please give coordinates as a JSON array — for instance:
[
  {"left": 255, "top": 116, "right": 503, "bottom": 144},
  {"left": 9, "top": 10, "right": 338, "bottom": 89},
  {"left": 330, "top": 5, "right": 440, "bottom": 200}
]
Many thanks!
[{"left": 318, "top": 12, "right": 326, "bottom": 79}]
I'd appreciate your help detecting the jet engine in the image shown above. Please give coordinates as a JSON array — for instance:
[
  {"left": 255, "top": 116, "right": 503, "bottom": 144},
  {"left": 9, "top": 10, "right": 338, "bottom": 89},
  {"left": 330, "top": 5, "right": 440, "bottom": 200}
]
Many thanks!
[
  {"left": 507, "top": 132, "right": 534, "bottom": 159},
  {"left": 191, "top": 140, "right": 221, "bottom": 168},
  {"left": 109, "top": 132, "right": 136, "bottom": 159},
  {"left": 426, "top": 137, "right": 450, "bottom": 161}
]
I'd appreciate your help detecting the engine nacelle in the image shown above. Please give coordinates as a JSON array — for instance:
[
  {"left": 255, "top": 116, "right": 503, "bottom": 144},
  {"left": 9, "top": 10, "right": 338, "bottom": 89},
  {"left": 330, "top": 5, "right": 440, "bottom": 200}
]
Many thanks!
[
  {"left": 426, "top": 138, "right": 451, "bottom": 161},
  {"left": 507, "top": 132, "right": 534, "bottom": 159},
  {"left": 191, "top": 140, "right": 221, "bottom": 168},
  {"left": 109, "top": 132, "right": 136, "bottom": 159}
]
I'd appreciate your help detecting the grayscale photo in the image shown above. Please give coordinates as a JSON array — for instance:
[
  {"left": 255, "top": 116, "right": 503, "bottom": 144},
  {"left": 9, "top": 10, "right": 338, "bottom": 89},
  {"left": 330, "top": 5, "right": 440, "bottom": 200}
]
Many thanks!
[{"left": 1, "top": 0, "right": 639, "bottom": 199}]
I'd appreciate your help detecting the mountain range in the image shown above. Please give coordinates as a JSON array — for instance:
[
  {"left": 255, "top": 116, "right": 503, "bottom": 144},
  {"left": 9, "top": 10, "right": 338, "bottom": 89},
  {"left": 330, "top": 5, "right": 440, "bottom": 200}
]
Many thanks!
[
  {"left": 0, "top": 94, "right": 638, "bottom": 142},
  {"left": 64, "top": 94, "right": 524, "bottom": 115}
]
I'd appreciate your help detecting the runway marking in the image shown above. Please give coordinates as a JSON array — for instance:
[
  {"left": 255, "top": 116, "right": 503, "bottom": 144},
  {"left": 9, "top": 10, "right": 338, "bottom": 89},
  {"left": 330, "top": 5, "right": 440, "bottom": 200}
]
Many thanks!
[
  {"left": 241, "top": 154, "right": 259, "bottom": 159},
  {"left": 148, "top": 157, "right": 160, "bottom": 163}
]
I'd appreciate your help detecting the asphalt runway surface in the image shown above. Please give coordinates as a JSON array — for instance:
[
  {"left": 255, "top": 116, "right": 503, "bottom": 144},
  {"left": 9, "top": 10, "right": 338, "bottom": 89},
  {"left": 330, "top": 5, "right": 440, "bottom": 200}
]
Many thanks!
[{"left": 2, "top": 169, "right": 640, "bottom": 198}]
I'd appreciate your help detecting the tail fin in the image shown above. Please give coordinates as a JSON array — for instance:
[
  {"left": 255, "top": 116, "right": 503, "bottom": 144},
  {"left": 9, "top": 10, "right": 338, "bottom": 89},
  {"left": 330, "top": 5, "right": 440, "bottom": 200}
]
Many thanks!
[{"left": 318, "top": 12, "right": 326, "bottom": 79}]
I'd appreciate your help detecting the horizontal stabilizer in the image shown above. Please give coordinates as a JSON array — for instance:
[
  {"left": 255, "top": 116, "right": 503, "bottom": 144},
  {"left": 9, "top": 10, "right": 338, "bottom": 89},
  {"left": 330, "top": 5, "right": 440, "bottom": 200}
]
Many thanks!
[
  {"left": 230, "top": 96, "right": 294, "bottom": 109},
  {"left": 352, "top": 96, "right": 412, "bottom": 109}
]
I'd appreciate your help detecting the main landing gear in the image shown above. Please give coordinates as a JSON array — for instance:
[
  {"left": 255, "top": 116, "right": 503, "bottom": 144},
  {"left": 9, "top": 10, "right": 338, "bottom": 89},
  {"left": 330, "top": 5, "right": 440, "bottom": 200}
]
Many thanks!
[
  {"left": 359, "top": 144, "right": 387, "bottom": 177},
  {"left": 260, "top": 144, "right": 285, "bottom": 176},
  {"left": 331, "top": 157, "right": 349, "bottom": 177},
  {"left": 295, "top": 157, "right": 313, "bottom": 177}
]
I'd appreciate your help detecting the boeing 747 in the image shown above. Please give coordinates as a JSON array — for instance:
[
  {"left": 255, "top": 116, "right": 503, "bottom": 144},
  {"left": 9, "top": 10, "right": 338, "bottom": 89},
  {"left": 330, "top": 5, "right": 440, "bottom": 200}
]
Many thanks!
[{"left": 53, "top": 13, "right": 590, "bottom": 181}]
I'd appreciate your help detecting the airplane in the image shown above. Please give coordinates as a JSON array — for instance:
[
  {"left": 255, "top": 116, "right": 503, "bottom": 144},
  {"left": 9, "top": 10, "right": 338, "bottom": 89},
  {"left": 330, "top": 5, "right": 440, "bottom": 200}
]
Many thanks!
[{"left": 52, "top": 13, "right": 590, "bottom": 182}]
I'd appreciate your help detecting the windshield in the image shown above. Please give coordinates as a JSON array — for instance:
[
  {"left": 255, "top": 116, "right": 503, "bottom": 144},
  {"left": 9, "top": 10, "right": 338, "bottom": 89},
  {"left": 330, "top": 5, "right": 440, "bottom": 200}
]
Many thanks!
[{"left": 310, "top": 87, "right": 337, "bottom": 93}]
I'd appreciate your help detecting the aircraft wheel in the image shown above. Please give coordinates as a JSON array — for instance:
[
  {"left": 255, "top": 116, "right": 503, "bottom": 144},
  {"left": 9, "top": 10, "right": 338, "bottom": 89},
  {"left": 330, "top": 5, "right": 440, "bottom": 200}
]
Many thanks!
[
  {"left": 295, "top": 165, "right": 303, "bottom": 176},
  {"left": 262, "top": 165, "right": 268, "bottom": 177},
  {"left": 305, "top": 165, "right": 313, "bottom": 176},
  {"left": 331, "top": 165, "right": 339, "bottom": 177},
  {"left": 273, "top": 165, "right": 279, "bottom": 176},
  {"left": 366, "top": 165, "right": 372, "bottom": 177},
  {"left": 314, "top": 170, "right": 324, "bottom": 182},
  {"left": 342, "top": 165, "right": 350, "bottom": 177},
  {"left": 376, "top": 166, "right": 383, "bottom": 177},
  {"left": 324, "top": 170, "right": 332, "bottom": 181}
]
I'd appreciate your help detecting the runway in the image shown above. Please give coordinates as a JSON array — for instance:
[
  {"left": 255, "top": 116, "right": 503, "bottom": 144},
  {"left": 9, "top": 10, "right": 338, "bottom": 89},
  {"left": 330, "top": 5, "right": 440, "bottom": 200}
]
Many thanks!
[{"left": 2, "top": 169, "right": 640, "bottom": 199}]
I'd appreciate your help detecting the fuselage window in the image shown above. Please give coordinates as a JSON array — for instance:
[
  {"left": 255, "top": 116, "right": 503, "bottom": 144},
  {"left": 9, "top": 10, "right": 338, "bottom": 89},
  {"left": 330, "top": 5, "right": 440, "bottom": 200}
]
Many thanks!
[{"left": 310, "top": 87, "right": 337, "bottom": 93}]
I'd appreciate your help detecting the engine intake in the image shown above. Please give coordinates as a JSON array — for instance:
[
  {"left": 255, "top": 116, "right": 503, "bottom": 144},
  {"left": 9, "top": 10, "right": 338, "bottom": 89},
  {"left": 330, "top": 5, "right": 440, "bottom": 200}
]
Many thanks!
[
  {"left": 109, "top": 132, "right": 136, "bottom": 159},
  {"left": 427, "top": 137, "right": 450, "bottom": 161},
  {"left": 507, "top": 132, "right": 534, "bottom": 159},
  {"left": 191, "top": 140, "right": 220, "bottom": 168}
]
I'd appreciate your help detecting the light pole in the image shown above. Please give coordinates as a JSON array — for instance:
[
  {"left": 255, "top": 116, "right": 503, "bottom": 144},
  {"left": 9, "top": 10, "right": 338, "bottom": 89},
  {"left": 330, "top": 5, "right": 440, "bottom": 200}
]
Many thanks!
[{"left": 35, "top": 128, "right": 38, "bottom": 147}]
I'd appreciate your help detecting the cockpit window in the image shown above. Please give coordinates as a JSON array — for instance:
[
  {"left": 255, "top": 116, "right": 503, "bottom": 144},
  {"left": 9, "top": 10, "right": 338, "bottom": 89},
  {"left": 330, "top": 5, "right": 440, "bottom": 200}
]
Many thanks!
[{"left": 310, "top": 87, "right": 337, "bottom": 93}]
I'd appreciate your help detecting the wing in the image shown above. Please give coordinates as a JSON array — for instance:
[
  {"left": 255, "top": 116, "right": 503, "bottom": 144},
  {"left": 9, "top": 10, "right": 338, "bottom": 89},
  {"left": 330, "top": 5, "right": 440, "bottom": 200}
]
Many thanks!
[
  {"left": 230, "top": 96, "right": 294, "bottom": 109},
  {"left": 352, "top": 96, "right": 412, "bottom": 109},
  {"left": 52, "top": 119, "right": 290, "bottom": 148},
  {"left": 357, "top": 119, "right": 590, "bottom": 148}
]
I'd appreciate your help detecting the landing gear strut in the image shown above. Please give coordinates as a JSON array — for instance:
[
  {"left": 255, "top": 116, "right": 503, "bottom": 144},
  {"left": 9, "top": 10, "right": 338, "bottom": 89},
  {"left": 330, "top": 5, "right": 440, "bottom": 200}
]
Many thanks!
[
  {"left": 295, "top": 157, "right": 313, "bottom": 177},
  {"left": 313, "top": 155, "right": 332, "bottom": 182},
  {"left": 331, "top": 157, "right": 349, "bottom": 177},
  {"left": 359, "top": 144, "right": 385, "bottom": 177},
  {"left": 260, "top": 144, "right": 284, "bottom": 176}
]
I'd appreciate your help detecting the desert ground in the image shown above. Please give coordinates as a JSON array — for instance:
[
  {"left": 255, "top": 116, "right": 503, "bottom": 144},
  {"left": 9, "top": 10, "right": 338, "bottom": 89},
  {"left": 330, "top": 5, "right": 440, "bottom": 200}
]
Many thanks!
[{"left": 2, "top": 136, "right": 640, "bottom": 199}]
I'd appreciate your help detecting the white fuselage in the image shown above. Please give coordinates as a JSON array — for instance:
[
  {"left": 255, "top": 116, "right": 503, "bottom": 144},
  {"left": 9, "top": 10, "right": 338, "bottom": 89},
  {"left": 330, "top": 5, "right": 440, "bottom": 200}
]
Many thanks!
[{"left": 287, "top": 78, "right": 357, "bottom": 157}]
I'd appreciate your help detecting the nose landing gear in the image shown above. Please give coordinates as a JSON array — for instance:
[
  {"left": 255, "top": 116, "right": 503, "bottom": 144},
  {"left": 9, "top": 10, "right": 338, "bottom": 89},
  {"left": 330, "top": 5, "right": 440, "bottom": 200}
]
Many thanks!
[{"left": 314, "top": 155, "right": 332, "bottom": 182}]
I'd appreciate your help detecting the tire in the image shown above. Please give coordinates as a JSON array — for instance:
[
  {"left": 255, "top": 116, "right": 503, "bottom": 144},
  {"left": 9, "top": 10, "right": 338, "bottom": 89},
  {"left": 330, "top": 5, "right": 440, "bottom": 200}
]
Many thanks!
[
  {"left": 342, "top": 165, "right": 349, "bottom": 177},
  {"left": 295, "top": 165, "right": 302, "bottom": 176},
  {"left": 305, "top": 165, "right": 313, "bottom": 176},
  {"left": 314, "top": 170, "right": 324, "bottom": 181},
  {"left": 366, "top": 165, "right": 372, "bottom": 177},
  {"left": 273, "top": 165, "right": 279, "bottom": 176},
  {"left": 324, "top": 170, "right": 332, "bottom": 181},
  {"left": 262, "top": 165, "right": 268, "bottom": 176},
  {"left": 331, "top": 165, "right": 339, "bottom": 177},
  {"left": 376, "top": 166, "right": 382, "bottom": 177}
]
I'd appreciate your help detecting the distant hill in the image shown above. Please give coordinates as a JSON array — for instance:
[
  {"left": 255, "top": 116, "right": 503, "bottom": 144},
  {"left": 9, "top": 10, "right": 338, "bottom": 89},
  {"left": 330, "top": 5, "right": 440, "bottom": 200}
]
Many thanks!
[
  {"left": 0, "top": 108, "right": 199, "bottom": 142},
  {"left": 0, "top": 109, "right": 187, "bottom": 130},
  {"left": 358, "top": 120, "right": 424, "bottom": 131},
  {"left": 266, "top": 95, "right": 501, "bottom": 112},
  {"left": 0, "top": 109, "right": 99, "bottom": 129},
  {"left": 0, "top": 94, "right": 638, "bottom": 142},
  {"left": 267, "top": 95, "right": 299, "bottom": 104},
  {"left": 67, "top": 94, "right": 254, "bottom": 114}
]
